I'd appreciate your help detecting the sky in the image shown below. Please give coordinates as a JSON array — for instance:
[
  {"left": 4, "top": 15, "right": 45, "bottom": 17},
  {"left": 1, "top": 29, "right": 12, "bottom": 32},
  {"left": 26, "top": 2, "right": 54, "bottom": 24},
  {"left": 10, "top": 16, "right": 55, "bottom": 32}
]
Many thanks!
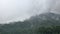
[
  {"left": 0, "top": 0, "right": 33, "bottom": 24},
  {"left": 0, "top": 0, "right": 60, "bottom": 24}
]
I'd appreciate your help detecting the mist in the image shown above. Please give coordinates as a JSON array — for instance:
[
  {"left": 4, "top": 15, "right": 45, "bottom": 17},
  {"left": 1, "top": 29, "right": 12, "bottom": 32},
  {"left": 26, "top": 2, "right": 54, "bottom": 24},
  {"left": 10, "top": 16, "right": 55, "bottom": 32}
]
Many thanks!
[
  {"left": 0, "top": 0, "right": 33, "bottom": 24},
  {"left": 0, "top": 0, "right": 60, "bottom": 24}
]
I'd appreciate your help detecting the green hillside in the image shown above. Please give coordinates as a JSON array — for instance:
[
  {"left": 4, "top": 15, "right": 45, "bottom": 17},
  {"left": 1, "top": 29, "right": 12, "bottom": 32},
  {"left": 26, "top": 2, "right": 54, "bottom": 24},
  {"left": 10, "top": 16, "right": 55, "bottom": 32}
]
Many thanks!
[{"left": 0, "top": 12, "right": 60, "bottom": 34}]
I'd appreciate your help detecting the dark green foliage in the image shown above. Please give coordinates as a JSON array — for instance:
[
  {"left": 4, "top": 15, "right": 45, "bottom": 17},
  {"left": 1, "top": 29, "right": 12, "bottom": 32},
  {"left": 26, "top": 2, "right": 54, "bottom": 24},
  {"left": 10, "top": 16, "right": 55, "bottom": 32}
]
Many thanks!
[{"left": 36, "top": 26, "right": 60, "bottom": 34}]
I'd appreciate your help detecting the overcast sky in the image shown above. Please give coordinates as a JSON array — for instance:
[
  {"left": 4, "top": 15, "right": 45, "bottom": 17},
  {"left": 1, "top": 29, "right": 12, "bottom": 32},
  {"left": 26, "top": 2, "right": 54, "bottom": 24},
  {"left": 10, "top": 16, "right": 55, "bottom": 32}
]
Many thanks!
[
  {"left": 0, "top": 0, "right": 60, "bottom": 24},
  {"left": 0, "top": 0, "right": 33, "bottom": 24}
]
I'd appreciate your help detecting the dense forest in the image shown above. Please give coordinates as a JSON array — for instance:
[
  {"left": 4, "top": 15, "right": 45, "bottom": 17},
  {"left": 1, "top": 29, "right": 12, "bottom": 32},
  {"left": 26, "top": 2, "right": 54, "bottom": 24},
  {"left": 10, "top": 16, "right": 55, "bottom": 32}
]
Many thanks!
[{"left": 0, "top": 12, "right": 60, "bottom": 34}]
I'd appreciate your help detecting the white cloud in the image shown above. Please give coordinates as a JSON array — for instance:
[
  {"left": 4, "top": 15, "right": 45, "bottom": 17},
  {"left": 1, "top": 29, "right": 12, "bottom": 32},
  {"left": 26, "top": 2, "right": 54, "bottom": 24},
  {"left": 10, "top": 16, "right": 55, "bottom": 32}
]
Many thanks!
[
  {"left": 0, "top": 0, "right": 32, "bottom": 24},
  {"left": 0, "top": 0, "right": 60, "bottom": 24}
]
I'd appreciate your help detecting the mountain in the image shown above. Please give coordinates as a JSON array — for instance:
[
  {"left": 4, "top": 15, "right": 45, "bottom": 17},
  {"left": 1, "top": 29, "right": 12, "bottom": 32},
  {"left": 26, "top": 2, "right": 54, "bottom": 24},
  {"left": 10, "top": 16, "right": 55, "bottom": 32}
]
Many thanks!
[
  {"left": 30, "top": 12, "right": 60, "bottom": 20},
  {"left": 29, "top": 12, "right": 60, "bottom": 27},
  {"left": 0, "top": 12, "right": 60, "bottom": 34}
]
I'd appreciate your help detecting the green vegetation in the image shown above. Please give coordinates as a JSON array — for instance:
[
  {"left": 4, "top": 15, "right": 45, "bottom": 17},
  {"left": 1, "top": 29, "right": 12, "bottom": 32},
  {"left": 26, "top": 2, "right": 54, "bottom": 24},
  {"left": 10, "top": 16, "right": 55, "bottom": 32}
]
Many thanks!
[{"left": 0, "top": 13, "right": 60, "bottom": 34}]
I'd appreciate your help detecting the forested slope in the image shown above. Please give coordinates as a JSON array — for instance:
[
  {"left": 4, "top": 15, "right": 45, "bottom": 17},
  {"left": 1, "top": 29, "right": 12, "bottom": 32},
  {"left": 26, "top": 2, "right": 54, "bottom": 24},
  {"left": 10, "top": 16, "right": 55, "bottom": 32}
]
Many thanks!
[{"left": 0, "top": 12, "right": 60, "bottom": 34}]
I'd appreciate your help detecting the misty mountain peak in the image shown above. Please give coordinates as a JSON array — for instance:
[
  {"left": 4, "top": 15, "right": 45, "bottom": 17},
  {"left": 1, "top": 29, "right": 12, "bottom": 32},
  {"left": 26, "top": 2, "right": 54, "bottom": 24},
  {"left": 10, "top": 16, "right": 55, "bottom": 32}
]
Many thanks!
[{"left": 30, "top": 12, "right": 60, "bottom": 21}]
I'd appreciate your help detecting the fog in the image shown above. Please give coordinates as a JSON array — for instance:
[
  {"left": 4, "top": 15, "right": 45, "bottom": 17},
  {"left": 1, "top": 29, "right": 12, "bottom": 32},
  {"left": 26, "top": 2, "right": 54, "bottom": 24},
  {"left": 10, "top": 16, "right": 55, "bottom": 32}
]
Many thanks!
[
  {"left": 0, "top": 0, "right": 60, "bottom": 24},
  {"left": 0, "top": 0, "right": 33, "bottom": 24}
]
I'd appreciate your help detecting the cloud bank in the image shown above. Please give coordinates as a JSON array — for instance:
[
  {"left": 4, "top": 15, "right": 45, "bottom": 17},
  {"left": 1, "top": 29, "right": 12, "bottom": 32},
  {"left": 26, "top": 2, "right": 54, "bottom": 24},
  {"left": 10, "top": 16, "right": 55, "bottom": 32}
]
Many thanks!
[{"left": 0, "top": 0, "right": 60, "bottom": 24}]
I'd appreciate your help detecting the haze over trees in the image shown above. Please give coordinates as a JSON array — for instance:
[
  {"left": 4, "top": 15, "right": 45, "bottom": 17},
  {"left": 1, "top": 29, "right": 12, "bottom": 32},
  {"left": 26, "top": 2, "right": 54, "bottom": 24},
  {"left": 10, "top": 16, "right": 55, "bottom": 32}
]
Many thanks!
[
  {"left": 0, "top": 0, "right": 60, "bottom": 34},
  {"left": 0, "top": 12, "right": 60, "bottom": 34}
]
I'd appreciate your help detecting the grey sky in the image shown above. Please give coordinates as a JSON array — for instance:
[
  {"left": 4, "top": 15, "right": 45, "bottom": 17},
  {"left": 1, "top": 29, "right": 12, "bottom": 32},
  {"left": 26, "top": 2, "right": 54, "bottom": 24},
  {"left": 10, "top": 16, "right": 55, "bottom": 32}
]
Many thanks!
[
  {"left": 0, "top": 0, "right": 60, "bottom": 24},
  {"left": 0, "top": 0, "right": 33, "bottom": 24}
]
